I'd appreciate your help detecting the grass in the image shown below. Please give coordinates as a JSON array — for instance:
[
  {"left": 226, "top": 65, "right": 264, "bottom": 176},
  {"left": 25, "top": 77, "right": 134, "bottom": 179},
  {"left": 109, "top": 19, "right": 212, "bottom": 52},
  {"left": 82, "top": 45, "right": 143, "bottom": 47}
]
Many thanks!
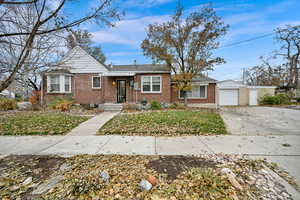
[
  {"left": 0, "top": 111, "right": 90, "bottom": 135},
  {"left": 98, "top": 110, "right": 227, "bottom": 136}
]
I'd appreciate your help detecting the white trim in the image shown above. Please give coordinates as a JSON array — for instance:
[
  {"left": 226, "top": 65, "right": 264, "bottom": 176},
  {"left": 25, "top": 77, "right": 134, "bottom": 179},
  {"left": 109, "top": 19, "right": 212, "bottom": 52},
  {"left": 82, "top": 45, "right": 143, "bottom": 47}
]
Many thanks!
[
  {"left": 92, "top": 76, "right": 102, "bottom": 89},
  {"left": 141, "top": 75, "right": 162, "bottom": 93},
  {"left": 179, "top": 85, "right": 207, "bottom": 99},
  {"left": 247, "top": 86, "right": 277, "bottom": 89},
  {"left": 46, "top": 75, "right": 72, "bottom": 94}
]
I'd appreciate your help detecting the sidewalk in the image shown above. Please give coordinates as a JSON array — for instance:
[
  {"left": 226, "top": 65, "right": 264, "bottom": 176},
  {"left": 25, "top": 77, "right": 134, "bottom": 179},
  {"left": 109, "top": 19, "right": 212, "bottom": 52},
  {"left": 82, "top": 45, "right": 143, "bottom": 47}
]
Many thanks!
[
  {"left": 67, "top": 111, "right": 119, "bottom": 136},
  {"left": 1, "top": 135, "right": 299, "bottom": 185},
  {"left": 1, "top": 135, "right": 299, "bottom": 156}
]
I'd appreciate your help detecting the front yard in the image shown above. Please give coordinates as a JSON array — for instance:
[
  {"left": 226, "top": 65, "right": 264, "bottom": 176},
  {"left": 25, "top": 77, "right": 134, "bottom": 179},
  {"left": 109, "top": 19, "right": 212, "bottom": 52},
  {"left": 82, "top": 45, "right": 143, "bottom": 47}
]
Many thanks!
[
  {"left": 0, "top": 154, "right": 293, "bottom": 199},
  {"left": 0, "top": 111, "right": 90, "bottom": 135},
  {"left": 98, "top": 110, "right": 227, "bottom": 136}
]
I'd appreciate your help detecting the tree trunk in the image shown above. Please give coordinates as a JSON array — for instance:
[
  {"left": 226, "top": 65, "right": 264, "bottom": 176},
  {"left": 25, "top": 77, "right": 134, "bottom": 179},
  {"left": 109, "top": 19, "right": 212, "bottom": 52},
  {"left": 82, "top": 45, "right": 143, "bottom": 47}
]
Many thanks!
[{"left": 184, "top": 91, "right": 188, "bottom": 106}]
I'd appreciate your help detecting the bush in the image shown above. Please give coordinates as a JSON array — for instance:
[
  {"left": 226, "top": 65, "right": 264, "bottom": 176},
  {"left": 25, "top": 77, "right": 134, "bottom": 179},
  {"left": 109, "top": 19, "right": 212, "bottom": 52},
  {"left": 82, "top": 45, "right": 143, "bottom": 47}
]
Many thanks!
[
  {"left": 56, "top": 101, "right": 72, "bottom": 112},
  {"left": 150, "top": 100, "right": 161, "bottom": 110},
  {"left": 0, "top": 98, "right": 17, "bottom": 111},
  {"left": 296, "top": 97, "right": 300, "bottom": 103},
  {"left": 260, "top": 94, "right": 290, "bottom": 105},
  {"left": 123, "top": 103, "right": 137, "bottom": 111},
  {"left": 47, "top": 97, "right": 74, "bottom": 111},
  {"left": 169, "top": 102, "right": 186, "bottom": 109},
  {"left": 29, "top": 90, "right": 40, "bottom": 105}
]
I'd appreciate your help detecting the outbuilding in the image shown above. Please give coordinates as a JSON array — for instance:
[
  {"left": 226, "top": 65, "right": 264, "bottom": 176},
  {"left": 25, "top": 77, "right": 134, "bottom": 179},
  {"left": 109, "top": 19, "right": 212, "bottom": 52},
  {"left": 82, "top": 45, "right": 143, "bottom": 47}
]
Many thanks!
[{"left": 217, "top": 80, "right": 276, "bottom": 106}]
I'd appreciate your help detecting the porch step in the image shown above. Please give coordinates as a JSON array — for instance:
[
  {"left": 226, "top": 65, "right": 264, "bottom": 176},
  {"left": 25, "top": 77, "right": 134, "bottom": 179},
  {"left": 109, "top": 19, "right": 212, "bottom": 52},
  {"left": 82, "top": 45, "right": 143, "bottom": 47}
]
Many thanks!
[{"left": 103, "top": 103, "right": 123, "bottom": 111}]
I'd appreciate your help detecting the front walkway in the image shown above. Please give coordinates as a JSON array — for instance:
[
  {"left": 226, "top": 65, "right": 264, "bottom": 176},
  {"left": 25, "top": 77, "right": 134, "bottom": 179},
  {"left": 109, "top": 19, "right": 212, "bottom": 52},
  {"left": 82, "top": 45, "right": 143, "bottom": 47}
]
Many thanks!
[{"left": 67, "top": 111, "right": 119, "bottom": 136}]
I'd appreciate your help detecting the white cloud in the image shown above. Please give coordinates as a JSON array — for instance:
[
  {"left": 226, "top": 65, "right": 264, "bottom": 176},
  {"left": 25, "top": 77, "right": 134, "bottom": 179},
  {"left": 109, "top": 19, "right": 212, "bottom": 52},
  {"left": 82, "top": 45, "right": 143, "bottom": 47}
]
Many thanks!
[{"left": 91, "top": 15, "right": 169, "bottom": 46}]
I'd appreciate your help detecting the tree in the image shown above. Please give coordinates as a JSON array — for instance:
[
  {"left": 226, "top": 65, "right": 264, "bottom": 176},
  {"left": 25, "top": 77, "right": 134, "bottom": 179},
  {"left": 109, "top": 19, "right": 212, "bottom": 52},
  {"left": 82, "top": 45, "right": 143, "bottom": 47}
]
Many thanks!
[
  {"left": 276, "top": 25, "right": 300, "bottom": 90},
  {"left": 0, "top": 0, "right": 121, "bottom": 92},
  {"left": 245, "top": 56, "right": 289, "bottom": 88},
  {"left": 245, "top": 25, "right": 300, "bottom": 93},
  {"left": 141, "top": 4, "right": 228, "bottom": 105},
  {"left": 66, "top": 29, "right": 106, "bottom": 64}
]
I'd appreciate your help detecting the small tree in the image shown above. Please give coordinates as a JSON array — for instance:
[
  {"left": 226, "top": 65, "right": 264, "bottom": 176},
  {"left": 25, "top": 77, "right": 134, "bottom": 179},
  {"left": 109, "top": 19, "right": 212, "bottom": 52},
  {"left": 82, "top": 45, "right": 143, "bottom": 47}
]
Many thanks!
[
  {"left": 66, "top": 29, "right": 106, "bottom": 64},
  {"left": 141, "top": 4, "right": 228, "bottom": 105}
]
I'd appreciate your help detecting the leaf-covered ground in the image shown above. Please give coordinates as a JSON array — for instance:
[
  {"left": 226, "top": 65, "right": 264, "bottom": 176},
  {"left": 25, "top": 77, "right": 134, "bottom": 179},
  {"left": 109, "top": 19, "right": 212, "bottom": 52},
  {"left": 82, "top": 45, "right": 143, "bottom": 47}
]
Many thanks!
[
  {"left": 0, "top": 154, "right": 293, "bottom": 200},
  {"left": 98, "top": 110, "right": 227, "bottom": 136},
  {"left": 0, "top": 111, "right": 90, "bottom": 135}
]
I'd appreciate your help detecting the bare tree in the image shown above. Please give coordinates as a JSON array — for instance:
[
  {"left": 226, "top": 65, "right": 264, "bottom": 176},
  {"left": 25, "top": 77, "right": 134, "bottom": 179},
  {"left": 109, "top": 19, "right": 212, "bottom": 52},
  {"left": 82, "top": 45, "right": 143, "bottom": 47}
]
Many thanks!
[
  {"left": 141, "top": 4, "right": 228, "bottom": 105},
  {"left": 0, "top": 0, "right": 121, "bottom": 92},
  {"left": 66, "top": 29, "right": 106, "bottom": 64},
  {"left": 276, "top": 25, "right": 300, "bottom": 90}
]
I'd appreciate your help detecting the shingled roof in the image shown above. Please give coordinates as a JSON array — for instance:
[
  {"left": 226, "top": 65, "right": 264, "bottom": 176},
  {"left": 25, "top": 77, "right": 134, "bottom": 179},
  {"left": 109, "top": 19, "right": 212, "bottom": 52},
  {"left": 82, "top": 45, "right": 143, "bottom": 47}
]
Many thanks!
[{"left": 109, "top": 64, "right": 170, "bottom": 72}]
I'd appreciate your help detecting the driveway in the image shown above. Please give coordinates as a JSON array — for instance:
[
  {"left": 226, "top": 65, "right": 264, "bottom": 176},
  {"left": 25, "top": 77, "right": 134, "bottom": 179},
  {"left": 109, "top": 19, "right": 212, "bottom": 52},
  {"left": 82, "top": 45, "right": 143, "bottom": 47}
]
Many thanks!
[{"left": 220, "top": 106, "right": 300, "bottom": 136}]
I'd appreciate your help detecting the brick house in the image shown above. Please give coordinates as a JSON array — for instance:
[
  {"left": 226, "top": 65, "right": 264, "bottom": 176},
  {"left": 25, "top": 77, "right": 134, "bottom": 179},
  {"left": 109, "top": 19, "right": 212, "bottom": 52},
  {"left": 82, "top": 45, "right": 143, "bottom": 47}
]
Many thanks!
[{"left": 41, "top": 46, "right": 217, "bottom": 106}]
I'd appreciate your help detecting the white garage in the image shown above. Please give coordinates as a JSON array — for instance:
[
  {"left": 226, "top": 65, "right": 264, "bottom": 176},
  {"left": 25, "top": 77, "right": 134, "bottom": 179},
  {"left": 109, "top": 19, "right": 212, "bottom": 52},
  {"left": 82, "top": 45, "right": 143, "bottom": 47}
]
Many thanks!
[{"left": 218, "top": 89, "right": 239, "bottom": 106}]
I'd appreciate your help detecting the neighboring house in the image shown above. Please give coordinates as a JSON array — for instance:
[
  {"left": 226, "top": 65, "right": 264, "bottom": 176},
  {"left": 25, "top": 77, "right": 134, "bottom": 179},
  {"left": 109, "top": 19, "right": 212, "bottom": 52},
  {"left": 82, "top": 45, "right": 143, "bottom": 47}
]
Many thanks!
[
  {"left": 217, "top": 80, "right": 276, "bottom": 106},
  {"left": 42, "top": 46, "right": 217, "bottom": 105}
]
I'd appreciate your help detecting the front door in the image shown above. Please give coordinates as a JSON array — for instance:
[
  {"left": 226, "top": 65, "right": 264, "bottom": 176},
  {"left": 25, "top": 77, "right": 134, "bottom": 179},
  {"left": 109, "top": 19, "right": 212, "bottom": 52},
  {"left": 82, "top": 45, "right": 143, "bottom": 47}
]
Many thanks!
[{"left": 117, "top": 80, "right": 126, "bottom": 103}]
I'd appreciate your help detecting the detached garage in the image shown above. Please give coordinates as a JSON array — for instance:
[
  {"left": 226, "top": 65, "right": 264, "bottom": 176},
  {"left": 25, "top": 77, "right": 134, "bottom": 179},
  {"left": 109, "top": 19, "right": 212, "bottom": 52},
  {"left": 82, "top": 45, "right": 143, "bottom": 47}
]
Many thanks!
[
  {"left": 217, "top": 80, "right": 276, "bottom": 106},
  {"left": 219, "top": 89, "right": 239, "bottom": 106}
]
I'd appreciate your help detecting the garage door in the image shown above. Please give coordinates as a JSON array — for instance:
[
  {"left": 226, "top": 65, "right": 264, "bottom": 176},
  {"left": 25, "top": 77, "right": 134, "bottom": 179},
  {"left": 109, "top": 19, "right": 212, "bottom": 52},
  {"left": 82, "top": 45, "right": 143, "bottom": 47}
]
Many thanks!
[
  {"left": 249, "top": 89, "right": 258, "bottom": 105},
  {"left": 219, "top": 89, "right": 238, "bottom": 106}
]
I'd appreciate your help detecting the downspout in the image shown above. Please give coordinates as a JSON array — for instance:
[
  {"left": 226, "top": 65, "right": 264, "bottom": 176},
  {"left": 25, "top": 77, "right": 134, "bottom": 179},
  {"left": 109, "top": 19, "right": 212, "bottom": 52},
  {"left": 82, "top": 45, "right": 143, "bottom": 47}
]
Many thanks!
[{"left": 40, "top": 75, "right": 44, "bottom": 106}]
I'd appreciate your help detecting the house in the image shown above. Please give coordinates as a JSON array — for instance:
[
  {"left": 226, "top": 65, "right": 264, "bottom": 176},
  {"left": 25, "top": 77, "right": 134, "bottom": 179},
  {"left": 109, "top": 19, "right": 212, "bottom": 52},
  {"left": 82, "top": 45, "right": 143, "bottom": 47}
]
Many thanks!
[
  {"left": 41, "top": 46, "right": 217, "bottom": 106},
  {"left": 217, "top": 80, "right": 276, "bottom": 106}
]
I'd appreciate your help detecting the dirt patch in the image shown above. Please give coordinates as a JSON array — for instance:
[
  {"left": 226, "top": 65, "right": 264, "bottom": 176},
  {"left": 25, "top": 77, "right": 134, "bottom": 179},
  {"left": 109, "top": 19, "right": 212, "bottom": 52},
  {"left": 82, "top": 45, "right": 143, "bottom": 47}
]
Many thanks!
[{"left": 146, "top": 155, "right": 218, "bottom": 180}]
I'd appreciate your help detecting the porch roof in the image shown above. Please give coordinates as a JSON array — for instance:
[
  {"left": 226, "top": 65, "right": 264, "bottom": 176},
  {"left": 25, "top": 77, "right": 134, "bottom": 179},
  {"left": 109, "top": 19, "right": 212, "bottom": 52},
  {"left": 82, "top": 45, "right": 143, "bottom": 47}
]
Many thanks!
[{"left": 103, "top": 71, "right": 135, "bottom": 76}]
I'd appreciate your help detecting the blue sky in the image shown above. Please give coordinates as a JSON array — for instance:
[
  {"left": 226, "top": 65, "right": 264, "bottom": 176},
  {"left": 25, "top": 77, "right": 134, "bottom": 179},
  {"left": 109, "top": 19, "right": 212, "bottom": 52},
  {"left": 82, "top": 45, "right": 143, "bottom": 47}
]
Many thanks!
[{"left": 64, "top": 0, "right": 300, "bottom": 81}]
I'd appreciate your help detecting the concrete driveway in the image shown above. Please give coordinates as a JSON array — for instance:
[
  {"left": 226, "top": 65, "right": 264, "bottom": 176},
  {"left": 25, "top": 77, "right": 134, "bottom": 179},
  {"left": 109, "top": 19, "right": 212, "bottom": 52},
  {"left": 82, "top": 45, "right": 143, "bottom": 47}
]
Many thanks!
[{"left": 220, "top": 106, "right": 300, "bottom": 136}]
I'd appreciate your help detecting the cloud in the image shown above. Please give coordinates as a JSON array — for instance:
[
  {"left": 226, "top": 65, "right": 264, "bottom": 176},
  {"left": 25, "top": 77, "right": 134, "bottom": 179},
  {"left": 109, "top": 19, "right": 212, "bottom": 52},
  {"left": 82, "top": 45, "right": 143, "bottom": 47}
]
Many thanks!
[{"left": 91, "top": 15, "right": 169, "bottom": 46}]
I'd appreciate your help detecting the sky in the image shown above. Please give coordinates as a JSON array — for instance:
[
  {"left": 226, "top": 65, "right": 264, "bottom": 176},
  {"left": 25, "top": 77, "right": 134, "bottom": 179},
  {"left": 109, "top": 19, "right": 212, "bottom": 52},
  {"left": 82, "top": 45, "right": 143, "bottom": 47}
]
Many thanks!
[{"left": 63, "top": 0, "right": 300, "bottom": 81}]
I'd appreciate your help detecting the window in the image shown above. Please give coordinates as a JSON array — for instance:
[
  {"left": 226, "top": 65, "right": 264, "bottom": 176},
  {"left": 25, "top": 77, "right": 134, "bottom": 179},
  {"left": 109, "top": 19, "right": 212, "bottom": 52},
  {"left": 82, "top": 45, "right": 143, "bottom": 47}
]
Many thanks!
[
  {"left": 180, "top": 85, "right": 207, "bottom": 99},
  {"left": 141, "top": 76, "right": 161, "bottom": 93},
  {"left": 49, "top": 75, "right": 60, "bottom": 92},
  {"left": 92, "top": 76, "right": 101, "bottom": 88},
  {"left": 64, "top": 76, "right": 71, "bottom": 92},
  {"left": 47, "top": 75, "right": 71, "bottom": 93}
]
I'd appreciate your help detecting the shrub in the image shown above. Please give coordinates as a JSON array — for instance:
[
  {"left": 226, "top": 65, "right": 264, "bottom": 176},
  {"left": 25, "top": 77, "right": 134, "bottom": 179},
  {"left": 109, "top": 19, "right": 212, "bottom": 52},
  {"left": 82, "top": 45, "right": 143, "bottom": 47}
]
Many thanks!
[
  {"left": 169, "top": 102, "right": 186, "bottom": 109},
  {"left": 123, "top": 103, "right": 137, "bottom": 111},
  {"left": 56, "top": 101, "right": 72, "bottom": 112},
  {"left": 0, "top": 98, "right": 17, "bottom": 111},
  {"left": 47, "top": 97, "right": 74, "bottom": 111},
  {"left": 296, "top": 97, "right": 300, "bottom": 103},
  {"left": 29, "top": 90, "right": 40, "bottom": 105},
  {"left": 260, "top": 93, "right": 290, "bottom": 105},
  {"left": 150, "top": 100, "right": 161, "bottom": 110}
]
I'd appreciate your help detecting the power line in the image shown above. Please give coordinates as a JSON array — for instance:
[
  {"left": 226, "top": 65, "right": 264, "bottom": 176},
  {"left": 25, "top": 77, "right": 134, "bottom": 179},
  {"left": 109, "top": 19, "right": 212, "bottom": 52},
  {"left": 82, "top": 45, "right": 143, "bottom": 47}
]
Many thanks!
[{"left": 219, "top": 32, "right": 275, "bottom": 49}]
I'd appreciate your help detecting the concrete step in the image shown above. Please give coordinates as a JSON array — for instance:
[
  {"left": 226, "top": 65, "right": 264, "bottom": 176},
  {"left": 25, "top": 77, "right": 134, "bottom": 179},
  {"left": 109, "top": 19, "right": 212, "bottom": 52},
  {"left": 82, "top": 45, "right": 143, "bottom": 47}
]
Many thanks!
[{"left": 103, "top": 103, "right": 123, "bottom": 111}]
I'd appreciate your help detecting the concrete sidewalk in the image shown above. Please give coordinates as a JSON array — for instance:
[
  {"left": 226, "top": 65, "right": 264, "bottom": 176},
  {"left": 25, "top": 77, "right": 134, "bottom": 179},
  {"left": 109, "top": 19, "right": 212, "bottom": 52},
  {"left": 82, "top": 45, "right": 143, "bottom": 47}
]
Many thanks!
[
  {"left": 1, "top": 135, "right": 299, "bottom": 156},
  {"left": 67, "top": 112, "right": 119, "bottom": 136},
  {"left": 1, "top": 135, "right": 299, "bottom": 185}
]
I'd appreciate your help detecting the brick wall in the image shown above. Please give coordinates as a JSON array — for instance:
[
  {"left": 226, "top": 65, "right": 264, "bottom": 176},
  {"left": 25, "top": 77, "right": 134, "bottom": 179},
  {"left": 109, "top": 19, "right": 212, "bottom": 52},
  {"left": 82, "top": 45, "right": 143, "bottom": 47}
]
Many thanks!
[
  {"left": 135, "top": 73, "right": 172, "bottom": 103},
  {"left": 171, "top": 83, "right": 216, "bottom": 104},
  {"left": 73, "top": 73, "right": 103, "bottom": 104}
]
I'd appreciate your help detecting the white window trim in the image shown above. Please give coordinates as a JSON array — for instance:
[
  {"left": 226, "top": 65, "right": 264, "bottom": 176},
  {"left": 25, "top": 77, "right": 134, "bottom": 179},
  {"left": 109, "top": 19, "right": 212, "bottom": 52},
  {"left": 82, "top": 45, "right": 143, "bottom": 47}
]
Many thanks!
[
  {"left": 141, "top": 75, "right": 162, "bottom": 93},
  {"left": 47, "top": 75, "right": 72, "bottom": 94},
  {"left": 179, "top": 84, "right": 207, "bottom": 99},
  {"left": 92, "top": 76, "right": 101, "bottom": 89},
  {"left": 64, "top": 75, "right": 72, "bottom": 93}
]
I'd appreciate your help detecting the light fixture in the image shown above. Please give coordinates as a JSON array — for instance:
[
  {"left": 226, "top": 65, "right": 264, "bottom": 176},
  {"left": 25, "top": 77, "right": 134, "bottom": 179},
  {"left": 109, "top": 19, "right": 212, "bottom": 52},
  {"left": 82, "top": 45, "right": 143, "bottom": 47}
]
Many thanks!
[{"left": 112, "top": 81, "right": 116, "bottom": 86}]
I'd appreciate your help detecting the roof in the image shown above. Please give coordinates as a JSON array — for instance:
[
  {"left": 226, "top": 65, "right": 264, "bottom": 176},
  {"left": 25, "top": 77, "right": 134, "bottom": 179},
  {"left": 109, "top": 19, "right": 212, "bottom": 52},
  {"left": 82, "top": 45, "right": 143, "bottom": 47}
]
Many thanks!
[
  {"left": 109, "top": 64, "right": 170, "bottom": 73},
  {"left": 55, "top": 46, "right": 108, "bottom": 73},
  {"left": 191, "top": 74, "right": 217, "bottom": 82},
  {"left": 171, "top": 74, "right": 217, "bottom": 83}
]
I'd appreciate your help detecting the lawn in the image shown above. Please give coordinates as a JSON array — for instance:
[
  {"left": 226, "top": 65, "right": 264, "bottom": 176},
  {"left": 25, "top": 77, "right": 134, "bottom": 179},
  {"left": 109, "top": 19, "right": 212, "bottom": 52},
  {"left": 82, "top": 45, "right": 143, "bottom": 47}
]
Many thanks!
[
  {"left": 0, "top": 154, "right": 293, "bottom": 199},
  {"left": 0, "top": 111, "right": 90, "bottom": 135},
  {"left": 98, "top": 110, "right": 227, "bottom": 136}
]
